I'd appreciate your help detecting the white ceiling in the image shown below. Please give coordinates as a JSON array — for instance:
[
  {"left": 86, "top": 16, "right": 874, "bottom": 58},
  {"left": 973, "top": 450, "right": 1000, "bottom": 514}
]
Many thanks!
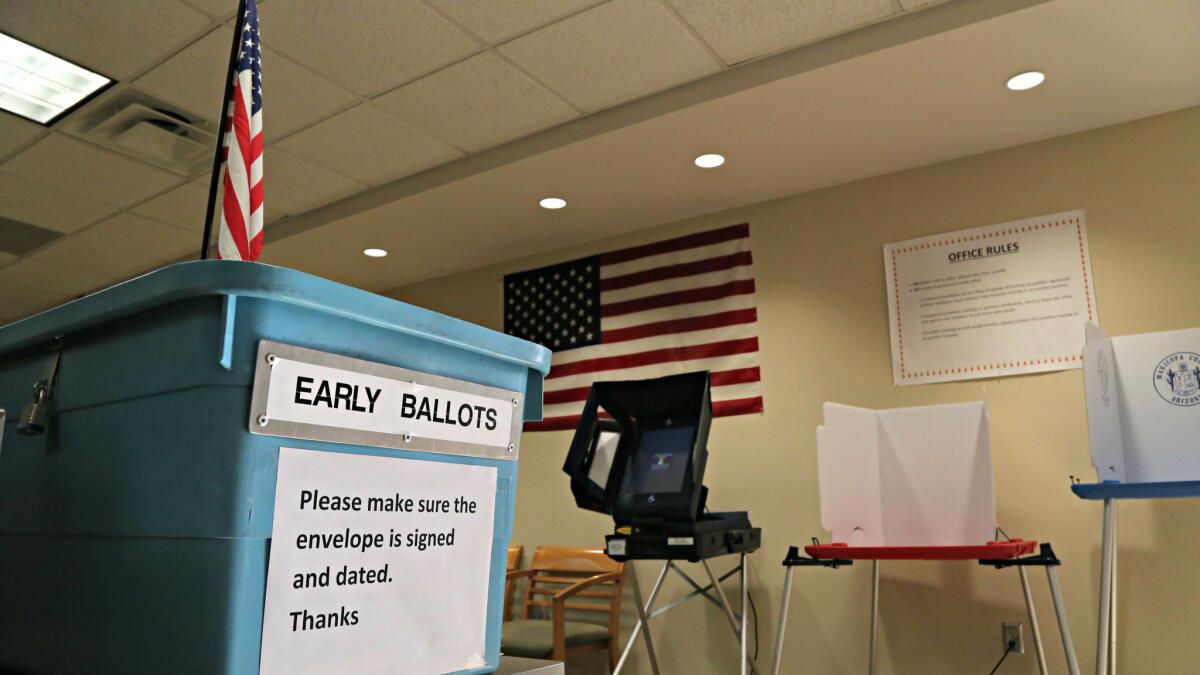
[
  {"left": 0, "top": 0, "right": 1196, "bottom": 323},
  {"left": 0, "top": 0, "right": 956, "bottom": 322},
  {"left": 259, "top": 0, "right": 1200, "bottom": 291}
]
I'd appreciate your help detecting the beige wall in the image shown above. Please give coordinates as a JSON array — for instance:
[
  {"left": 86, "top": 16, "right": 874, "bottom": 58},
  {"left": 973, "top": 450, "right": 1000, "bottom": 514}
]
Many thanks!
[{"left": 392, "top": 106, "right": 1200, "bottom": 674}]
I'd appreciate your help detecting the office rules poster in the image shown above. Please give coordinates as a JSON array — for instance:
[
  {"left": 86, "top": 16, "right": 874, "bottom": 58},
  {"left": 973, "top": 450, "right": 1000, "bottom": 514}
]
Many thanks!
[{"left": 884, "top": 210, "right": 1098, "bottom": 386}]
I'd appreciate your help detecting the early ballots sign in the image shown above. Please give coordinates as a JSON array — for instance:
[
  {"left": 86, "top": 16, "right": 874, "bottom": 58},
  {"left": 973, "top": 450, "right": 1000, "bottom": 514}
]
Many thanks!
[
  {"left": 251, "top": 341, "right": 522, "bottom": 459},
  {"left": 259, "top": 447, "right": 498, "bottom": 674}
]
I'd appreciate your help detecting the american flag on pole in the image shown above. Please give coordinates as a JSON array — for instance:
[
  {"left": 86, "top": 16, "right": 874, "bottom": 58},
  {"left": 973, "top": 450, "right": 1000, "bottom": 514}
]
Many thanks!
[
  {"left": 504, "top": 224, "right": 763, "bottom": 431},
  {"left": 217, "top": 0, "right": 263, "bottom": 262}
]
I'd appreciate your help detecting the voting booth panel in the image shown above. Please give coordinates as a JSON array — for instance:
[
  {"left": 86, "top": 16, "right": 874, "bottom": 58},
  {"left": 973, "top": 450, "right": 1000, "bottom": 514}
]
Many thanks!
[
  {"left": 0, "top": 261, "right": 550, "bottom": 675},
  {"left": 1081, "top": 322, "right": 1200, "bottom": 485},
  {"left": 1075, "top": 323, "right": 1200, "bottom": 675},
  {"left": 816, "top": 402, "right": 995, "bottom": 547}
]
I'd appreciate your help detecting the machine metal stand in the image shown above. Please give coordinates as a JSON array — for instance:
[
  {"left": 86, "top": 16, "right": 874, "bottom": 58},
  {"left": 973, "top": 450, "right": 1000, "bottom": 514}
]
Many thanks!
[
  {"left": 982, "top": 544, "right": 1081, "bottom": 675},
  {"left": 614, "top": 553, "right": 758, "bottom": 675},
  {"left": 769, "top": 546, "right": 852, "bottom": 675}
]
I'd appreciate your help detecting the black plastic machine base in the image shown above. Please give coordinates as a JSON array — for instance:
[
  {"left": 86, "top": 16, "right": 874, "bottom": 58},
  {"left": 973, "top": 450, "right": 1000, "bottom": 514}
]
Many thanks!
[{"left": 604, "top": 511, "right": 760, "bottom": 562}]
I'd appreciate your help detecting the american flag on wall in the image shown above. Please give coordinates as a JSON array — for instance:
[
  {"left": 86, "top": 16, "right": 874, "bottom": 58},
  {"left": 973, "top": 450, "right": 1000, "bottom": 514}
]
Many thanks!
[
  {"left": 504, "top": 224, "right": 764, "bottom": 431},
  {"left": 217, "top": 0, "right": 264, "bottom": 262}
]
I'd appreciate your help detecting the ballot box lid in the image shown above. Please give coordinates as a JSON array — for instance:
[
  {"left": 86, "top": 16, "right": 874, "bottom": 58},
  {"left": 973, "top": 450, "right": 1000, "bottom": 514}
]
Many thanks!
[
  {"left": 0, "top": 260, "right": 551, "bottom": 376},
  {"left": 805, "top": 539, "right": 1037, "bottom": 561}
]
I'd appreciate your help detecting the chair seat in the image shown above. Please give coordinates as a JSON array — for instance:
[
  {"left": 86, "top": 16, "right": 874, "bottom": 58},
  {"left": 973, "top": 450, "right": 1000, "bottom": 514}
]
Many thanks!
[{"left": 502, "top": 619, "right": 611, "bottom": 658}]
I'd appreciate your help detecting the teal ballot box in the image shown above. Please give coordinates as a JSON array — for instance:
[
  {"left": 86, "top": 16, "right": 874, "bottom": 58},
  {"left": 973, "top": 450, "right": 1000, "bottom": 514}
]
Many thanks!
[{"left": 0, "top": 261, "right": 550, "bottom": 675}]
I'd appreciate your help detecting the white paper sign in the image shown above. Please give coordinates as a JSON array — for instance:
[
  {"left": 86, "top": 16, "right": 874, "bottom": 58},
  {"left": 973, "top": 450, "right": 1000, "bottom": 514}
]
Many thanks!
[
  {"left": 260, "top": 447, "right": 498, "bottom": 675},
  {"left": 884, "top": 210, "right": 1097, "bottom": 385},
  {"left": 265, "top": 358, "right": 514, "bottom": 449}
]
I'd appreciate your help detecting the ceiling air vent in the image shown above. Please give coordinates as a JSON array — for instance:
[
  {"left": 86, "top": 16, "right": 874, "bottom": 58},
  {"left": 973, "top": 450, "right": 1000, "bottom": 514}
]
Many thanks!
[
  {"left": 65, "top": 88, "right": 218, "bottom": 177},
  {"left": 89, "top": 103, "right": 214, "bottom": 174}
]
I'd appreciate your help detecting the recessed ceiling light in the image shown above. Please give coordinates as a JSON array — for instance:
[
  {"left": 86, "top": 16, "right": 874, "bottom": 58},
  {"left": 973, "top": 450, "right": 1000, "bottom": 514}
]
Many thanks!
[
  {"left": 539, "top": 197, "right": 566, "bottom": 210},
  {"left": 0, "top": 31, "right": 112, "bottom": 124},
  {"left": 1005, "top": 71, "right": 1045, "bottom": 91},
  {"left": 694, "top": 153, "right": 725, "bottom": 168},
  {"left": 363, "top": 248, "right": 387, "bottom": 258}
]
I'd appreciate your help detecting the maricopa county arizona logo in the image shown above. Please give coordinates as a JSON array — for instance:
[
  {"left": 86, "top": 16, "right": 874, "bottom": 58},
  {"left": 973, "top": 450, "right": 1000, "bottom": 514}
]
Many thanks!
[{"left": 1153, "top": 352, "right": 1200, "bottom": 407}]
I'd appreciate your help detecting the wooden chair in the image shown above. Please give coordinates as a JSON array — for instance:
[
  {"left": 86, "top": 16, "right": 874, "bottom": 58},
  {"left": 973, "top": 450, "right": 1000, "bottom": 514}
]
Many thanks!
[
  {"left": 504, "top": 544, "right": 524, "bottom": 621},
  {"left": 502, "top": 546, "right": 625, "bottom": 670}
]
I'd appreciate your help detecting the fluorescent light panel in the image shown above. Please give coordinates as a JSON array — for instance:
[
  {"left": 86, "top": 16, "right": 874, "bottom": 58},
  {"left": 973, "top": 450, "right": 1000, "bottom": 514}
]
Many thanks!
[{"left": 0, "top": 31, "right": 111, "bottom": 124}]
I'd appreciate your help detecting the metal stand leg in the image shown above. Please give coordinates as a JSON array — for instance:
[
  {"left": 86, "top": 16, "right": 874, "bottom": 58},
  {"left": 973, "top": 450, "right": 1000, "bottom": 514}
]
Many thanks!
[
  {"left": 615, "top": 562, "right": 669, "bottom": 675},
  {"left": 869, "top": 560, "right": 879, "bottom": 675},
  {"left": 1096, "top": 499, "right": 1115, "bottom": 675},
  {"left": 702, "top": 558, "right": 760, "bottom": 675},
  {"left": 1047, "top": 565, "right": 1081, "bottom": 675},
  {"left": 771, "top": 567, "right": 795, "bottom": 675},
  {"left": 1109, "top": 502, "right": 1118, "bottom": 675},
  {"left": 740, "top": 553, "right": 750, "bottom": 675},
  {"left": 626, "top": 562, "right": 661, "bottom": 675},
  {"left": 1018, "top": 565, "right": 1049, "bottom": 675}
]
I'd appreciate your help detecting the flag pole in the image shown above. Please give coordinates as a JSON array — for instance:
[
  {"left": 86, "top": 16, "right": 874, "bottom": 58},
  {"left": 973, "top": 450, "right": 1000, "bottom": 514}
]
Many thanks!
[{"left": 199, "top": 0, "right": 250, "bottom": 260}]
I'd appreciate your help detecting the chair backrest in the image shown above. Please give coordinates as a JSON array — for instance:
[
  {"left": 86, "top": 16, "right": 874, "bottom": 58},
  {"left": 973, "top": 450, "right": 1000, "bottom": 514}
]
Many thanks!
[
  {"left": 504, "top": 544, "right": 524, "bottom": 621},
  {"left": 520, "top": 546, "right": 625, "bottom": 629}
]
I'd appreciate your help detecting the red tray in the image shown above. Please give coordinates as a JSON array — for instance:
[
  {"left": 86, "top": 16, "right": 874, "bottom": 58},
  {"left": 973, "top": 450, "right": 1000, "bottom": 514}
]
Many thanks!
[{"left": 805, "top": 539, "right": 1037, "bottom": 561}]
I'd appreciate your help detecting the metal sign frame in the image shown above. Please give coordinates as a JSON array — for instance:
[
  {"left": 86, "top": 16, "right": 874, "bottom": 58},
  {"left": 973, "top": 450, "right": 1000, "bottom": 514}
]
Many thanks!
[{"left": 248, "top": 340, "right": 522, "bottom": 461}]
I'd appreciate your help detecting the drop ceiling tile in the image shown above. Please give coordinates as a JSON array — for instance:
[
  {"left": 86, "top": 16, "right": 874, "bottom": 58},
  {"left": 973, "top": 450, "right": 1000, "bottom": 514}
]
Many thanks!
[
  {"left": 131, "top": 181, "right": 211, "bottom": 232},
  {"left": 133, "top": 26, "right": 232, "bottom": 123},
  {"left": 260, "top": 0, "right": 480, "bottom": 96},
  {"left": 665, "top": 0, "right": 898, "bottom": 65},
  {"left": 264, "top": 147, "right": 368, "bottom": 215},
  {"left": 898, "top": 0, "right": 954, "bottom": 10},
  {"left": 2, "top": 134, "right": 183, "bottom": 207},
  {"left": 0, "top": 113, "right": 45, "bottom": 160},
  {"left": 27, "top": 214, "right": 196, "bottom": 283},
  {"left": 0, "top": 172, "right": 118, "bottom": 233},
  {"left": 0, "top": 258, "right": 109, "bottom": 295},
  {"left": 277, "top": 104, "right": 461, "bottom": 186},
  {"left": 0, "top": 282, "right": 71, "bottom": 321},
  {"left": 498, "top": 0, "right": 720, "bottom": 112},
  {"left": 263, "top": 50, "right": 361, "bottom": 138},
  {"left": 374, "top": 53, "right": 577, "bottom": 152},
  {"left": 0, "top": 0, "right": 211, "bottom": 81},
  {"left": 135, "top": 25, "right": 358, "bottom": 138},
  {"left": 179, "top": 0, "right": 240, "bottom": 19},
  {"left": 428, "top": 0, "right": 603, "bottom": 42},
  {"left": 80, "top": 213, "right": 198, "bottom": 262}
]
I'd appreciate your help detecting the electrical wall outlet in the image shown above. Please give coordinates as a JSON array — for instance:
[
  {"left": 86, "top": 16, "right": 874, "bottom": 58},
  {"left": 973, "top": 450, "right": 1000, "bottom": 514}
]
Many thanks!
[{"left": 1002, "top": 623, "right": 1024, "bottom": 655}]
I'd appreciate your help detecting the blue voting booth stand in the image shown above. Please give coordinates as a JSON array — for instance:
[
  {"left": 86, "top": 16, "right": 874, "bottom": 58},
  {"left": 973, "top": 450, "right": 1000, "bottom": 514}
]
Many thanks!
[
  {"left": 1072, "top": 323, "right": 1200, "bottom": 675},
  {"left": 0, "top": 261, "right": 550, "bottom": 675}
]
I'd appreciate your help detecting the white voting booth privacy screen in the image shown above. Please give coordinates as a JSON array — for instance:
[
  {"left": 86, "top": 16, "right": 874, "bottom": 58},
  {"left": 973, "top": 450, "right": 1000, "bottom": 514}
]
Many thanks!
[
  {"left": 816, "top": 402, "right": 995, "bottom": 547},
  {"left": 1082, "top": 323, "right": 1200, "bottom": 483}
]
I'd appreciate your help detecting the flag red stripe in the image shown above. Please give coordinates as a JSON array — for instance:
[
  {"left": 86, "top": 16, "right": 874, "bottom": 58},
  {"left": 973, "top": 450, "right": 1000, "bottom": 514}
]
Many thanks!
[
  {"left": 221, "top": 79, "right": 254, "bottom": 260},
  {"left": 525, "top": 395, "right": 763, "bottom": 432},
  {"left": 249, "top": 179, "right": 264, "bottom": 212},
  {"left": 542, "top": 366, "right": 761, "bottom": 405},
  {"left": 601, "top": 308, "right": 757, "bottom": 344},
  {"left": 221, "top": 169, "right": 251, "bottom": 259},
  {"left": 546, "top": 337, "right": 759, "bottom": 380},
  {"left": 600, "top": 223, "right": 749, "bottom": 266},
  {"left": 601, "top": 279, "right": 756, "bottom": 318},
  {"left": 600, "top": 251, "right": 752, "bottom": 292},
  {"left": 713, "top": 396, "right": 764, "bottom": 417}
]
